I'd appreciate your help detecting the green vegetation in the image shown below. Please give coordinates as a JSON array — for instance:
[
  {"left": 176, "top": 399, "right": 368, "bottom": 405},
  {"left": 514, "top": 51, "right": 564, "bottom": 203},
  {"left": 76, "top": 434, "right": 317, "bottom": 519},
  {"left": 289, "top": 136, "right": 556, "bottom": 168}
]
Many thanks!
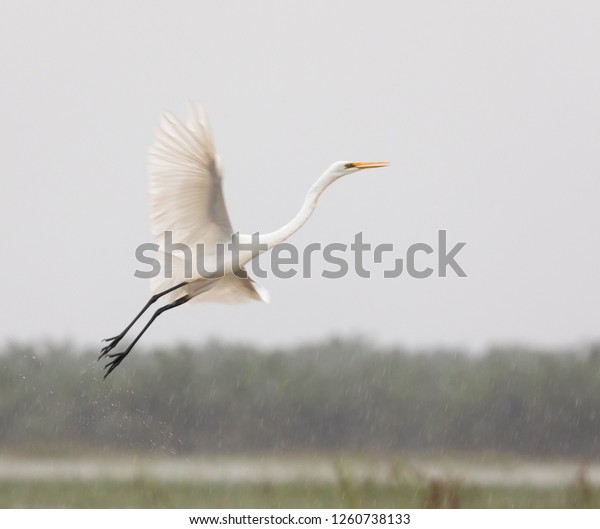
[
  {"left": 0, "top": 477, "right": 599, "bottom": 508},
  {"left": 1, "top": 338, "right": 600, "bottom": 456},
  {"left": 1, "top": 338, "right": 600, "bottom": 507}
]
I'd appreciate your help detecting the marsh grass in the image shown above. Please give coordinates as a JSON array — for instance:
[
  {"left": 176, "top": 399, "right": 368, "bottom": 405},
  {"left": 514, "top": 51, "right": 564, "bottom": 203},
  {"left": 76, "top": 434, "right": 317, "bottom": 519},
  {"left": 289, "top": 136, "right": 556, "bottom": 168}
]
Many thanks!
[{"left": 1, "top": 477, "right": 599, "bottom": 508}]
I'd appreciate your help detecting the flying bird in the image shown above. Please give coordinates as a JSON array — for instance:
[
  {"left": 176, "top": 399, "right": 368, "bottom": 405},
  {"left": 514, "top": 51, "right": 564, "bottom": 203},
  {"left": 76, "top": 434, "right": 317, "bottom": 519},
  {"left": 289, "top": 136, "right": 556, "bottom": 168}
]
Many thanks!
[{"left": 99, "top": 103, "right": 389, "bottom": 377}]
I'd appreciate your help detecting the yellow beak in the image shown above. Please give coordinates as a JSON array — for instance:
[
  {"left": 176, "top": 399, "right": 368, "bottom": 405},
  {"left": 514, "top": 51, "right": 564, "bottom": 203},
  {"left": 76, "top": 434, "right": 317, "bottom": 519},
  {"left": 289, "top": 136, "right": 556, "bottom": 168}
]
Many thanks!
[{"left": 351, "top": 161, "right": 390, "bottom": 169}]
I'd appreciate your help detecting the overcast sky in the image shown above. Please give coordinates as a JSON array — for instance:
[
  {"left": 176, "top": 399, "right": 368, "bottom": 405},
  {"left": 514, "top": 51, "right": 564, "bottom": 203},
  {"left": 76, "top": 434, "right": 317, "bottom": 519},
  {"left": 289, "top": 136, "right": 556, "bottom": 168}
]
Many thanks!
[{"left": 1, "top": 1, "right": 598, "bottom": 352}]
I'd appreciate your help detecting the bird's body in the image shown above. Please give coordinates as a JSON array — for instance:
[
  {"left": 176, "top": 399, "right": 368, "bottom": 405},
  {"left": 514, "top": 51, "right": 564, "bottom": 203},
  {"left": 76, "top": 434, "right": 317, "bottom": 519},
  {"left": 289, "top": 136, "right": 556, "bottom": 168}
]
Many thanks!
[{"left": 100, "top": 103, "right": 388, "bottom": 377}]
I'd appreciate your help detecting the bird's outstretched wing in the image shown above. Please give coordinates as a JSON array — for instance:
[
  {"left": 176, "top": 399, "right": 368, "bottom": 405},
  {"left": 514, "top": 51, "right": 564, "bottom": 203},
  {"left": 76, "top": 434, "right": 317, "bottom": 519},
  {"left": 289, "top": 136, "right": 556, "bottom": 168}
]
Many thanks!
[
  {"left": 148, "top": 103, "right": 268, "bottom": 305},
  {"left": 149, "top": 102, "right": 233, "bottom": 250}
]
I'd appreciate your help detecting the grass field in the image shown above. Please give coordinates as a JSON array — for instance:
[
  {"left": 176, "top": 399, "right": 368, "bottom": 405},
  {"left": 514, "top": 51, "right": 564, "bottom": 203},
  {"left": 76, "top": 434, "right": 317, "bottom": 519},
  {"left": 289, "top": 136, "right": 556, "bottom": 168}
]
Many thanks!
[
  {"left": 1, "top": 479, "right": 599, "bottom": 508},
  {"left": 0, "top": 455, "right": 599, "bottom": 508}
]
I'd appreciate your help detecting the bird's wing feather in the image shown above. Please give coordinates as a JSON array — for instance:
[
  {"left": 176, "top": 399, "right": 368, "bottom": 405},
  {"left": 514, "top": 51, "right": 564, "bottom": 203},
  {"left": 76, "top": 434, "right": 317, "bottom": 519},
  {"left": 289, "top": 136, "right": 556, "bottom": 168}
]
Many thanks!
[
  {"left": 148, "top": 103, "right": 269, "bottom": 304},
  {"left": 149, "top": 102, "right": 233, "bottom": 251}
]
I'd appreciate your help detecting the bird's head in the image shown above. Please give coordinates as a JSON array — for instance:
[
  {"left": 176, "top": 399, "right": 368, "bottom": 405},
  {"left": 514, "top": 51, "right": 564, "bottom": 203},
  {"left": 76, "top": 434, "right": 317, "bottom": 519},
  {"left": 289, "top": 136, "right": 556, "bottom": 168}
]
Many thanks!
[
  {"left": 329, "top": 160, "right": 390, "bottom": 178},
  {"left": 309, "top": 160, "right": 390, "bottom": 200}
]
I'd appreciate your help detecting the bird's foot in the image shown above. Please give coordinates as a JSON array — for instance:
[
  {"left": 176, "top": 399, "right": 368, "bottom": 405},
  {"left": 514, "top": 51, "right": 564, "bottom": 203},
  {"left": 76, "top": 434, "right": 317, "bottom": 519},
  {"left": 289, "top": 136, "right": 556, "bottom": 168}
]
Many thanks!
[
  {"left": 103, "top": 350, "right": 130, "bottom": 379},
  {"left": 98, "top": 334, "right": 124, "bottom": 360}
]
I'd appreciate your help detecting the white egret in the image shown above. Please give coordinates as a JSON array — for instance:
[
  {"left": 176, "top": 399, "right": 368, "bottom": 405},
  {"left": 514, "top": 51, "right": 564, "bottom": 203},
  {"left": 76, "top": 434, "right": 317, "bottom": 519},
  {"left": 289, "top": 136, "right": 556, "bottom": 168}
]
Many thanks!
[{"left": 100, "top": 103, "right": 389, "bottom": 377}]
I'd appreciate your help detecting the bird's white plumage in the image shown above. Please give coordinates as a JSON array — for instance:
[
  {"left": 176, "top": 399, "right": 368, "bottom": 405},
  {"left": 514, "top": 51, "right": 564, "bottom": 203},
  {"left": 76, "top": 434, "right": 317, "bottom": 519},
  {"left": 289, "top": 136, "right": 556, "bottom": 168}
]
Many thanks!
[
  {"left": 100, "top": 104, "right": 387, "bottom": 377},
  {"left": 149, "top": 103, "right": 268, "bottom": 304},
  {"left": 149, "top": 103, "right": 232, "bottom": 249}
]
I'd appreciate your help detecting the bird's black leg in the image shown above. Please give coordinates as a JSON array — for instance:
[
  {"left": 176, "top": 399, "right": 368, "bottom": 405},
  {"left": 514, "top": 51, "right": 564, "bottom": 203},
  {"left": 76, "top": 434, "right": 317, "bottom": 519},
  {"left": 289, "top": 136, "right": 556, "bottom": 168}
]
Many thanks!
[
  {"left": 99, "top": 281, "right": 188, "bottom": 360},
  {"left": 102, "top": 294, "right": 191, "bottom": 379}
]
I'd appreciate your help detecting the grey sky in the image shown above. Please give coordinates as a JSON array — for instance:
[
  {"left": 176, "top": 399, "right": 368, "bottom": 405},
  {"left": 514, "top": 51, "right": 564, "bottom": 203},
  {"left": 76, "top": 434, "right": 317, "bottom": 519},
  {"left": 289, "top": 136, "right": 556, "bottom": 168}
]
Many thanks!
[{"left": 1, "top": 1, "right": 598, "bottom": 352}]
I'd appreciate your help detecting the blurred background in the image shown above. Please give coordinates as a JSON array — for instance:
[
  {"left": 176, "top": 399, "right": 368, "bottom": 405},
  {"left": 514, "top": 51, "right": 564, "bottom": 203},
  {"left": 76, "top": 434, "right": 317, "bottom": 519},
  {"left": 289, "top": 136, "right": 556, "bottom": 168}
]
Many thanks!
[{"left": 0, "top": 0, "right": 599, "bottom": 507}]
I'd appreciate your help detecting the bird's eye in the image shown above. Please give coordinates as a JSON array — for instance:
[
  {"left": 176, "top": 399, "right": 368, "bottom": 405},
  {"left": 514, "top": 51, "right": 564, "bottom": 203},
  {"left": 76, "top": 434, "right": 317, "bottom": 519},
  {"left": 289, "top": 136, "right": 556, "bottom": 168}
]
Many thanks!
[{"left": 344, "top": 162, "right": 355, "bottom": 169}]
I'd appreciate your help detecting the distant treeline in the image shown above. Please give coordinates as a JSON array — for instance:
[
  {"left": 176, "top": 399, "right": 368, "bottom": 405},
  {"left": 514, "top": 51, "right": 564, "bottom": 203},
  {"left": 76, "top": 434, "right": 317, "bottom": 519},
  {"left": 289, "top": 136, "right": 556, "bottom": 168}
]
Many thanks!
[{"left": 1, "top": 339, "right": 600, "bottom": 456}]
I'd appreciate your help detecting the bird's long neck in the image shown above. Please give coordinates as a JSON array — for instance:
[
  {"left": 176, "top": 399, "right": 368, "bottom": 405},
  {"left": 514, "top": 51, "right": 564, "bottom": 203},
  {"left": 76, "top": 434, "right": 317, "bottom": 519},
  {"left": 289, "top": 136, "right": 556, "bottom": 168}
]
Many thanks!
[{"left": 261, "top": 169, "right": 338, "bottom": 250}]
